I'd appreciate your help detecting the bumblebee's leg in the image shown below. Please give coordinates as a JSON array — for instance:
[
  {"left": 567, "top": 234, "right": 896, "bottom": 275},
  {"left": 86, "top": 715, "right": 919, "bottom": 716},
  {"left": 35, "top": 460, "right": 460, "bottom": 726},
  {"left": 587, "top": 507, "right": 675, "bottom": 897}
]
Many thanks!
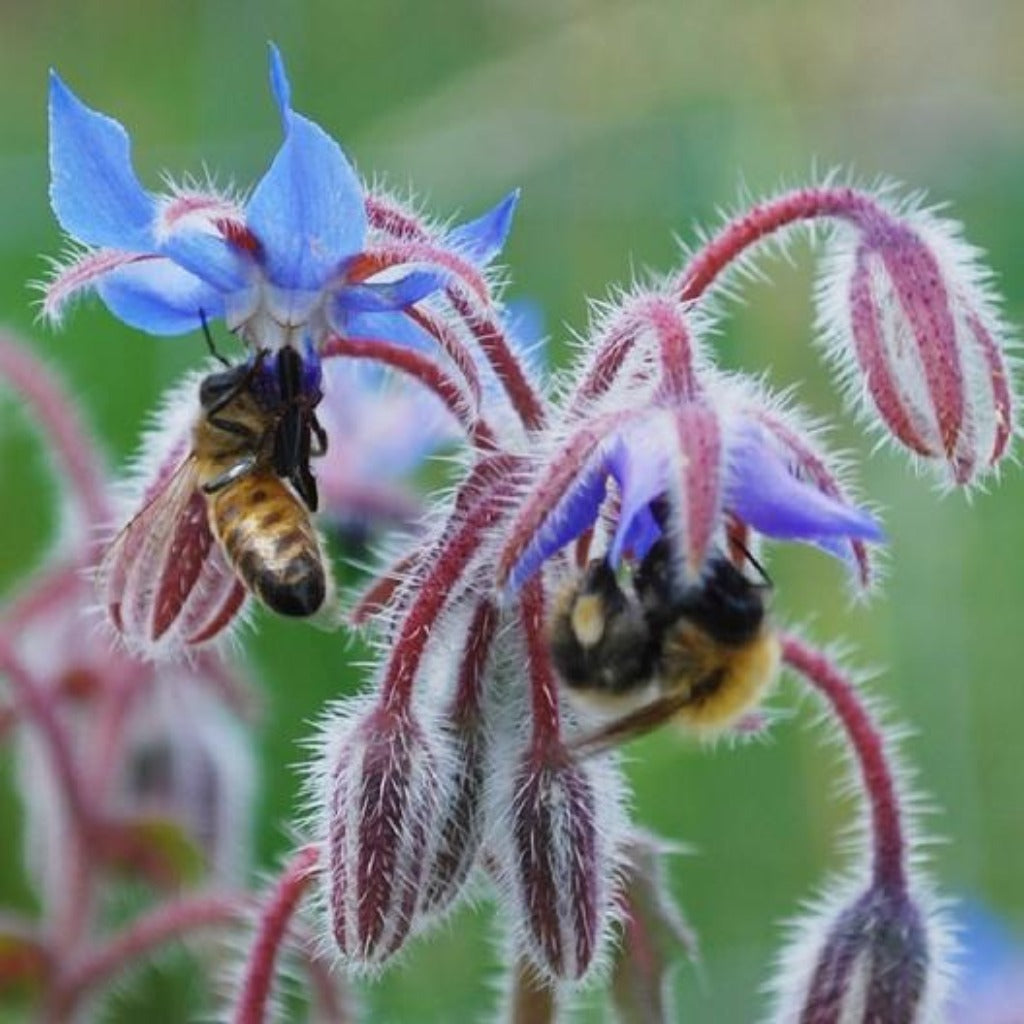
[
  {"left": 202, "top": 454, "right": 258, "bottom": 494},
  {"left": 571, "top": 690, "right": 690, "bottom": 758}
]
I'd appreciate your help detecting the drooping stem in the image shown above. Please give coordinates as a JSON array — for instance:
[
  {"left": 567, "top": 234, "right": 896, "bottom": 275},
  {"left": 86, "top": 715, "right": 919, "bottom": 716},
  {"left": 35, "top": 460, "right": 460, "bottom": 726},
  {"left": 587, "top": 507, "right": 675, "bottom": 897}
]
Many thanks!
[
  {"left": 380, "top": 459, "right": 518, "bottom": 709},
  {"left": 781, "top": 634, "right": 906, "bottom": 891},
  {"left": 0, "top": 635, "right": 92, "bottom": 833},
  {"left": 520, "top": 577, "right": 561, "bottom": 748},
  {"left": 321, "top": 333, "right": 497, "bottom": 450},
  {"left": 232, "top": 845, "right": 320, "bottom": 1024},
  {"left": 677, "top": 186, "right": 879, "bottom": 302},
  {"left": 576, "top": 187, "right": 887, "bottom": 407},
  {"left": 51, "top": 892, "right": 243, "bottom": 1017},
  {"left": 0, "top": 331, "right": 111, "bottom": 534},
  {"left": 446, "top": 285, "right": 548, "bottom": 432}
]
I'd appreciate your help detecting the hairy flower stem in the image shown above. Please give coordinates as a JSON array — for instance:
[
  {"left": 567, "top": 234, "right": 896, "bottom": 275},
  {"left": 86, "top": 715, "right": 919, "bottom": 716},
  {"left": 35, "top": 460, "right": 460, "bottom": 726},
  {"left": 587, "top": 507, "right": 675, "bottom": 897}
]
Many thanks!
[
  {"left": 363, "top": 194, "right": 546, "bottom": 431},
  {"left": 781, "top": 634, "right": 906, "bottom": 891},
  {"left": 321, "top": 333, "right": 498, "bottom": 449},
  {"left": 0, "top": 331, "right": 110, "bottom": 534},
  {"left": 677, "top": 186, "right": 882, "bottom": 302},
  {"left": 521, "top": 578, "right": 561, "bottom": 749},
  {"left": 379, "top": 473, "right": 516, "bottom": 710},
  {"left": 0, "top": 635, "right": 92, "bottom": 833},
  {"left": 233, "top": 845, "right": 320, "bottom": 1024},
  {"left": 50, "top": 893, "right": 243, "bottom": 1019}
]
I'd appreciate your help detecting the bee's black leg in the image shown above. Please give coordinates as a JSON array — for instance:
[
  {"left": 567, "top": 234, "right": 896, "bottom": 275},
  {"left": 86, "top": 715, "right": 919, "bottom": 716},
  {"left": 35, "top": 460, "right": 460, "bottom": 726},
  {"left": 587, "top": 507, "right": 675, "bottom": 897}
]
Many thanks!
[
  {"left": 202, "top": 454, "right": 258, "bottom": 494},
  {"left": 310, "top": 413, "right": 328, "bottom": 457}
]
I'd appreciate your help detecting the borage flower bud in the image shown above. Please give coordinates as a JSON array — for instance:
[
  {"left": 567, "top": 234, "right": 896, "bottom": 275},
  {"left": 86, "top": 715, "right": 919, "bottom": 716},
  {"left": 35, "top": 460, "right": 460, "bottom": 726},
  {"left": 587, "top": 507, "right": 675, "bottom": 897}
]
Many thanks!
[
  {"left": 769, "top": 881, "right": 945, "bottom": 1024},
  {"left": 817, "top": 198, "right": 1016, "bottom": 487},
  {"left": 419, "top": 600, "right": 498, "bottom": 916},
  {"left": 489, "top": 737, "right": 625, "bottom": 983},
  {"left": 317, "top": 694, "right": 450, "bottom": 969},
  {"left": 113, "top": 669, "right": 256, "bottom": 884}
]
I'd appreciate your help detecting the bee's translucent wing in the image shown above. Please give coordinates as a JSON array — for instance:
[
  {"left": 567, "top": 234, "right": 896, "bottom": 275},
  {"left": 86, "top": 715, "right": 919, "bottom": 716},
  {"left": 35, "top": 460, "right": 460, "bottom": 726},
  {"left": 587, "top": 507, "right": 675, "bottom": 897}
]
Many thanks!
[{"left": 97, "top": 454, "right": 246, "bottom": 654}]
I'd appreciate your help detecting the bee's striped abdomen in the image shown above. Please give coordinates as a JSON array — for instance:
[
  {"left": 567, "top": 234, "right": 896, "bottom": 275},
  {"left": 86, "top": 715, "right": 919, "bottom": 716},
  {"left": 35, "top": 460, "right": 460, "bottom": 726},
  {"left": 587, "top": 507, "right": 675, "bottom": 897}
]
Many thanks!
[{"left": 208, "top": 471, "right": 326, "bottom": 617}]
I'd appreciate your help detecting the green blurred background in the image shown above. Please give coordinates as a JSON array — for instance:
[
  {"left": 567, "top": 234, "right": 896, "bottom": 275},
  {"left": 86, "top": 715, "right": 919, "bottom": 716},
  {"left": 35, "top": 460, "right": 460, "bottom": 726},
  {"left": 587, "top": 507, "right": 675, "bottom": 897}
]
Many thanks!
[{"left": 1, "top": 1, "right": 1022, "bottom": 1020}]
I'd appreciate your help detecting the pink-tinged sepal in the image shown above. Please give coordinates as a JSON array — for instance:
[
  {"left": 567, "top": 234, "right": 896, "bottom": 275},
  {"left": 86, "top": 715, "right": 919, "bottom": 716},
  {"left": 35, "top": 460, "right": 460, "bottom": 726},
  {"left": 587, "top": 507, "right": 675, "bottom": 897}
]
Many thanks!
[
  {"left": 817, "top": 198, "right": 1018, "bottom": 487},
  {"left": 420, "top": 600, "right": 498, "bottom": 916},
  {"left": 95, "top": 376, "right": 250, "bottom": 656},
  {"left": 320, "top": 695, "right": 449, "bottom": 969},
  {"left": 489, "top": 737, "right": 624, "bottom": 983}
]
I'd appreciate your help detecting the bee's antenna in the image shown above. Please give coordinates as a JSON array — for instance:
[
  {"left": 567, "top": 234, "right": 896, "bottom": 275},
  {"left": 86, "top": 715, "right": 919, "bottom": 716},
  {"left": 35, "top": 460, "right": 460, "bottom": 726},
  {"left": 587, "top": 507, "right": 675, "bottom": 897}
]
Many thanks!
[
  {"left": 199, "top": 308, "right": 230, "bottom": 366},
  {"left": 735, "top": 539, "right": 773, "bottom": 588}
]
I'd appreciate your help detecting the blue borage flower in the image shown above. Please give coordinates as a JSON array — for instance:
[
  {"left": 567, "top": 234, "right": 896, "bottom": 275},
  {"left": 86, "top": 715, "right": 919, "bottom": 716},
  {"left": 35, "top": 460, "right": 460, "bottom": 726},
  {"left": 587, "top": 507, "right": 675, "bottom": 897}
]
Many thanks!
[
  {"left": 43, "top": 45, "right": 517, "bottom": 351},
  {"left": 498, "top": 377, "right": 885, "bottom": 593}
]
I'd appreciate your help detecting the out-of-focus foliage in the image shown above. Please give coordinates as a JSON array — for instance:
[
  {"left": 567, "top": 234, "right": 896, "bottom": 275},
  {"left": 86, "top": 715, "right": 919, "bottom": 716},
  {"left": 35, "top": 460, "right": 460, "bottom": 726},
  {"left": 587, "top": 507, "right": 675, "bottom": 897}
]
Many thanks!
[{"left": 1, "top": 2, "right": 1022, "bottom": 1019}]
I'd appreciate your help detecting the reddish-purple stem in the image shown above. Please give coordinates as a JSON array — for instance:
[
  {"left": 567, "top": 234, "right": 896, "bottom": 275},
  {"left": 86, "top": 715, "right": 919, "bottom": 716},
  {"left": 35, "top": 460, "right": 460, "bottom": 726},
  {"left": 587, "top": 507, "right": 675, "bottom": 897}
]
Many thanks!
[
  {"left": 0, "top": 635, "right": 92, "bottom": 832},
  {"left": 52, "top": 893, "right": 243, "bottom": 1016},
  {"left": 233, "top": 845, "right": 321, "bottom": 1024},
  {"left": 496, "top": 409, "right": 640, "bottom": 587},
  {"left": 678, "top": 186, "right": 880, "bottom": 302},
  {"left": 577, "top": 187, "right": 888, "bottom": 406},
  {"left": 321, "top": 333, "right": 497, "bottom": 449},
  {"left": 446, "top": 285, "right": 548, "bottom": 431},
  {"left": 0, "top": 332, "right": 110, "bottom": 533},
  {"left": 381, "top": 470, "right": 517, "bottom": 708},
  {"left": 363, "top": 191, "right": 546, "bottom": 432},
  {"left": 781, "top": 634, "right": 906, "bottom": 891},
  {"left": 451, "top": 599, "right": 498, "bottom": 723},
  {"left": 520, "top": 577, "right": 561, "bottom": 747},
  {"left": 406, "top": 304, "right": 484, "bottom": 408}
]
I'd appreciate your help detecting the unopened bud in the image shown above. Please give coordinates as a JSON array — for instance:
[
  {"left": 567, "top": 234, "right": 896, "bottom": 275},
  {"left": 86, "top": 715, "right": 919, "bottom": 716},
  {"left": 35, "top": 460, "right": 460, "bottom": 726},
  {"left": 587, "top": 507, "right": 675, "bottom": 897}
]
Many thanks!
[
  {"left": 490, "top": 741, "right": 624, "bottom": 983},
  {"left": 769, "top": 881, "right": 945, "bottom": 1024},
  {"left": 322, "top": 697, "right": 448, "bottom": 968},
  {"left": 817, "top": 202, "right": 1015, "bottom": 487}
]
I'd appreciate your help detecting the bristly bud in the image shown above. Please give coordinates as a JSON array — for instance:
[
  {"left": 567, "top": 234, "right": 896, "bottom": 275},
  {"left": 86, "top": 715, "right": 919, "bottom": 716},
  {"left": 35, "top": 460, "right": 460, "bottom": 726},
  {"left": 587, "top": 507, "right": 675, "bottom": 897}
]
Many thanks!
[
  {"left": 816, "top": 196, "right": 1017, "bottom": 488},
  {"left": 489, "top": 736, "right": 625, "bottom": 983},
  {"left": 318, "top": 694, "right": 449, "bottom": 969},
  {"left": 419, "top": 600, "right": 498, "bottom": 916},
  {"left": 768, "top": 880, "right": 943, "bottom": 1024}
]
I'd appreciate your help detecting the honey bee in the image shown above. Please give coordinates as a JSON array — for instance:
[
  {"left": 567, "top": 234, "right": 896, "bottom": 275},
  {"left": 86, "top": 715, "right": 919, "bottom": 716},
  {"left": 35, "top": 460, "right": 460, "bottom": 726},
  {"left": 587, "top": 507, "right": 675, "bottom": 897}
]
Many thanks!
[
  {"left": 98, "top": 345, "right": 335, "bottom": 649},
  {"left": 549, "top": 540, "right": 780, "bottom": 756}
]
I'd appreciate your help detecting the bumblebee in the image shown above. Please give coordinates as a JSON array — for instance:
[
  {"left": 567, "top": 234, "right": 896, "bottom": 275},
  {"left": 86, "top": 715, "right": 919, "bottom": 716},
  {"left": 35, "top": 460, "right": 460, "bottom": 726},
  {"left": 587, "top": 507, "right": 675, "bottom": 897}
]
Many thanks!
[{"left": 549, "top": 540, "right": 780, "bottom": 755}]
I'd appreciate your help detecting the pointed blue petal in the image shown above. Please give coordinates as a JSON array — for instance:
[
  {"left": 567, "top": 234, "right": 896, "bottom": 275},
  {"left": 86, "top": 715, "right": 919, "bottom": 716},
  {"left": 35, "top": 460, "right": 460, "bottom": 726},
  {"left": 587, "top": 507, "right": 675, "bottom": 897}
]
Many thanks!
[
  {"left": 97, "top": 259, "right": 224, "bottom": 335},
  {"left": 728, "top": 426, "right": 885, "bottom": 546},
  {"left": 48, "top": 72, "right": 155, "bottom": 251},
  {"left": 160, "top": 230, "right": 251, "bottom": 293},
  {"left": 333, "top": 271, "right": 446, "bottom": 313},
  {"left": 605, "top": 427, "right": 669, "bottom": 565},
  {"left": 448, "top": 189, "right": 520, "bottom": 265},
  {"left": 267, "top": 43, "right": 291, "bottom": 130},
  {"left": 337, "top": 309, "right": 435, "bottom": 351},
  {"left": 509, "top": 456, "right": 609, "bottom": 591},
  {"left": 246, "top": 52, "right": 366, "bottom": 290}
]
